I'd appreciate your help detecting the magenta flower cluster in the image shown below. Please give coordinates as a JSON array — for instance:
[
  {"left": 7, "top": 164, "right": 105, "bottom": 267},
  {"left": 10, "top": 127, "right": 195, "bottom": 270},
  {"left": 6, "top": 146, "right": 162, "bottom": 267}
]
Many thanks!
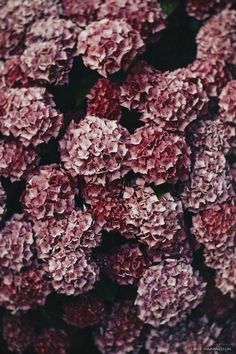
[{"left": 0, "top": 1, "right": 235, "bottom": 354}]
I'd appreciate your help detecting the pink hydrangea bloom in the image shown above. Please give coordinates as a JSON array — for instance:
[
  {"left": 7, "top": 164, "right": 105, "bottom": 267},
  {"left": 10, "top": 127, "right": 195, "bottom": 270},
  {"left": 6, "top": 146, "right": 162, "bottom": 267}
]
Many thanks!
[
  {"left": 34, "top": 328, "right": 70, "bottom": 354},
  {"left": 186, "top": 0, "right": 232, "bottom": 21},
  {"left": 0, "top": 87, "right": 63, "bottom": 147},
  {"left": 196, "top": 9, "right": 236, "bottom": 67},
  {"left": 219, "top": 80, "right": 236, "bottom": 124},
  {"left": 0, "top": 139, "right": 38, "bottom": 181},
  {"left": 47, "top": 249, "right": 99, "bottom": 296},
  {"left": 63, "top": 293, "right": 106, "bottom": 328},
  {"left": 33, "top": 209, "right": 102, "bottom": 259},
  {"left": 126, "top": 125, "right": 191, "bottom": 185},
  {"left": 135, "top": 260, "right": 206, "bottom": 327},
  {"left": 0, "top": 214, "right": 34, "bottom": 272},
  {"left": 62, "top": 0, "right": 102, "bottom": 27},
  {"left": 76, "top": 19, "right": 144, "bottom": 77},
  {"left": 0, "top": 263, "right": 52, "bottom": 313},
  {"left": 0, "top": 55, "right": 29, "bottom": 88},
  {"left": 87, "top": 78, "right": 122, "bottom": 121},
  {"left": 0, "top": 182, "right": 6, "bottom": 220},
  {"left": 60, "top": 116, "right": 130, "bottom": 185},
  {"left": 97, "top": 0, "right": 166, "bottom": 43},
  {"left": 0, "top": 0, "right": 61, "bottom": 58},
  {"left": 22, "top": 164, "right": 77, "bottom": 221},
  {"left": 94, "top": 302, "right": 143, "bottom": 354},
  {"left": 108, "top": 244, "right": 149, "bottom": 285}
]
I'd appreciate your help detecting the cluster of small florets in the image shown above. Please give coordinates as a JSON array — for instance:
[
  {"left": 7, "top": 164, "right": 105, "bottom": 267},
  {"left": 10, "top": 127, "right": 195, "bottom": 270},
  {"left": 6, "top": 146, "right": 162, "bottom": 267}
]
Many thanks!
[{"left": 0, "top": 1, "right": 235, "bottom": 353}]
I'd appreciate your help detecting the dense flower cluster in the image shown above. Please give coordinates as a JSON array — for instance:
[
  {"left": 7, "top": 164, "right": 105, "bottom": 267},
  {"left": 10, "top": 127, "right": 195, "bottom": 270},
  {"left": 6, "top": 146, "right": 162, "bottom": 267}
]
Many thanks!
[
  {"left": 0, "top": 87, "right": 63, "bottom": 146},
  {"left": 135, "top": 260, "right": 206, "bottom": 327},
  {"left": 186, "top": 0, "right": 231, "bottom": 21},
  {"left": 196, "top": 9, "right": 236, "bottom": 67},
  {"left": 0, "top": 1, "right": 235, "bottom": 353},
  {"left": 94, "top": 302, "right": 143, "bottom": 354},
  {"left": 146, "top": 316, "right": 222, "bottom": 354},
  {"left": 22, "top": 164, "right": 77, "bottom": 221},
  {"left": 76, "top": 19, "right": 144, "bottom": 77},
  {"left": 63, "top": 293, "right": 106, "bottom": 328},
  {"left": 97, "top": 0, "right": 167, "bottom": 43},
  {"left": 3, "top": 314, "right": 36, "bottom": 354},
  {"left": 60, "top": 115, "right": 130, "bottom": 184},
  {"left": 127, "top": 125, "right": 191, "bottom": 184},
  {"left": 34, "top": 328, "right": 70, "bottom": 354},
  {"left": 0, "top": 139, "right": 38, "bottom": 181}
]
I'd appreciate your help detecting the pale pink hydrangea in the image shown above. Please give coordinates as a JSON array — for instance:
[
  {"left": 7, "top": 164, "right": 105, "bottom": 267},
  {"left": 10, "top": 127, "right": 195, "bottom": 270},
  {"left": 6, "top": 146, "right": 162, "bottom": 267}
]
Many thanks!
[
  {"left": 33, "top": 209, "right": 101, "bottom": 259},
  {"left": 0, "top": 139, "right": 38, "bottom": 181},
  {"left": 97, "top": 0, "right": 166, "bottom": 43},
  {"left": 0, "top": 182, "right": 6, "bottom": 220},
  {"left": 0, "top": 55, "right": 29, "bottom": 89},
  {"left": 76, "top": 19, "right": 144, "bottom": 77},
  {"left": 60, "top": 116, "right": 130, "bottom": 185},
  {"left": 62, "top": 0, "right": 103, "bottom": 27},
  {"left": 135, "top": 260, "right": 206, "bottom": 327},
  {"left": 22, "top": 164, "right": 77, "bottom": 221},
  {"left": 0, "top": 87, "right": 63, "bottom": 147},
  {"left": 219, "top": 80, "right": 236, "bottom": 124},
  {"left": 47, "top": 249, "right": 99, "bottom": 296},
  {"left": 126, "top": 125, "right": 191, "bottom": 185},
  {"left": 196, "top": 10, "right": 236, "bottom": 67},
  {"left": 0, "top": 0, "right": 61, "bottom": 58},
  {"left": 0, "top": 214, "right": 34, "bottom": 272}
]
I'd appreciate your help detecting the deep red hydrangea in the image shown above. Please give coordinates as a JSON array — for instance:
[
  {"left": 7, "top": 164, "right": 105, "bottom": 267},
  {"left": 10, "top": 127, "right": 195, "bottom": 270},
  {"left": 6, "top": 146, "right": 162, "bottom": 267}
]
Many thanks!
[
  {"left": 0, "top": 87, "right": 63, "bottom": 147},
  {"left": 187, "top": 116, "right": 234, "bottom": 155},
  {"left": 123, "top": 179, "right": 183, "bottom": 248},
  {"left": 76, "top": 19, "right": 144, "bottom": 77},
  {"left": 0, "top": 182, "right": 6, "bottom": 220},
  {"left": 126, "top": 125, "right": 191, "bottom": 185},
  {"left": 94, "top": 302, "right": 143, "bottom": 354},
  {"left": 196, "top": 9, "right": 236, "bottom": 67},
  {"left": 184, "top": 151, "right": 234, "bottom": 211},
  {"left": 0, "top": 263, "right": 52, "bottom": 313},
  {"left": 47, "top": 249, "right": 99, "bottom": 296},
  {"left": 0, "top": 214, "right": 34, "bottom": 272},
  {"left": 62, "top": 0, "right": 102, "bottom": 27},
  {"left": 0, "top": 139, "right": 38, "bottom": 181},
  {"left": 97, "top": 0, "right": 166, "bottom": 43},
  {"left": 0, "top": 0, "right": 61, "bottom": 58},
  {"left": 34, "top": 328, "right": 70, "bottom": 354},
  {"left": 145, "top": 316, "right": 222, "bottom": 354},
  {"left": 22, "top": 164, "right": 77, "bottom": 221},
  {"left": 219, "top": 80, "right": 236, "bottom": 124},
  {"left": 60, "top": 116, "right": 130, "bottom": 185},
  {"left": 87, "top": 78, "right": 122, "bottom": 121},
  {"left": 186, "top": 0, "right": 232, "bottom": 21},
  {"left": 120, "top": 61, "right": 164, "bottom": 111},
  {"left": 186, "top": 54, "right": 232, "bottom": 98},
  {"left": 33, "top": 209, "right": 102, "bottom": 260},
  {"left": 140, "top": 68, "right": 209, "bottom": 132},
  {"left": 63, "top": 293, "right": 106, "bottom": 328},
  {"left": 135, "top": 260, "right": 206, "bottom": 327},
  {"left": 3, "top": 314, "right": 36, "bottom": 354},
  {"left": 108, "top": 244, "right": 149, "bottom": 285},
  {"left": 0, "top": 55, "right": 29, "bottom": 89}
]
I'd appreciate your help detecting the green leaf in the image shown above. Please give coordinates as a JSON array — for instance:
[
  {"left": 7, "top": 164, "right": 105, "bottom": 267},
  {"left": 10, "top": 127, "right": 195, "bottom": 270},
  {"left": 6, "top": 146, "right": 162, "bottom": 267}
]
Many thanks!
[{"left": 160, "top": 0, "right": 181, "bottom": 16}]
